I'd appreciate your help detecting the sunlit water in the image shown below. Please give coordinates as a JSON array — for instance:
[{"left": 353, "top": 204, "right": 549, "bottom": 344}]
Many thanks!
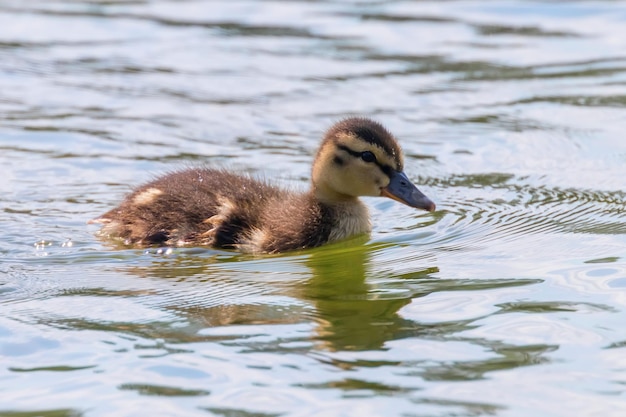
[{"left": 2, "top": 1, "right": 626, "bottom": 416}]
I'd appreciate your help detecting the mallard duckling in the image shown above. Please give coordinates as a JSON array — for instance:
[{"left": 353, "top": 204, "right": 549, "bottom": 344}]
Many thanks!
[{"left": 90, "top": 117, "right": 435, "bottom": 253}]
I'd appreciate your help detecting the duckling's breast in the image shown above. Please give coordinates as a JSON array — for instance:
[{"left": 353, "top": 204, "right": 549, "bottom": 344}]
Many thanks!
[{"left": 327, "top": 200, "right": 371, "bottom": 243}]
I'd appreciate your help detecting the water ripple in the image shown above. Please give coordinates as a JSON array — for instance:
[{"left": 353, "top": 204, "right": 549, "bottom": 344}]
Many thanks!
[{"left": 423, "top": 175, "right": 626, "bottom": 252}]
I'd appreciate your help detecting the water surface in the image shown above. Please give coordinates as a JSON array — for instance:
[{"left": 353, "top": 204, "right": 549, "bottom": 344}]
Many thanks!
[{"left": 2, "top": 1, "right": 626, "bottom": 416}]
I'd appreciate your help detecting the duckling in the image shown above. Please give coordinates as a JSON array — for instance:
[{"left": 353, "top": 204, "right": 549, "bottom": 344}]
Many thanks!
[{"left": 90, "top": 117, "right": 435, "bottom": 254}]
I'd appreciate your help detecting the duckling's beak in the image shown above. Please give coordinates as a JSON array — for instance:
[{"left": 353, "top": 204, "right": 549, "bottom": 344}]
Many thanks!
[{"left": 381, "top": 171, "right": 436, "bottom": 212}]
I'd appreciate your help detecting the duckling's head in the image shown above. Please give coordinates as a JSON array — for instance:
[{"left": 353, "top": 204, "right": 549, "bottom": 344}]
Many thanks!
[{"left": 312, "top": 117, "right": 435, "bottom": 212}]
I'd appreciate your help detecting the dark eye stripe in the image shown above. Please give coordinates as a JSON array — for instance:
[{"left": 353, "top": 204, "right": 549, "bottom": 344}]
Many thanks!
[
  {"left": 337, "top": 144, "right": 394, "bottom": 177},
  {"left": 376, "top": 162, "right": 394, "bottom": 177}
]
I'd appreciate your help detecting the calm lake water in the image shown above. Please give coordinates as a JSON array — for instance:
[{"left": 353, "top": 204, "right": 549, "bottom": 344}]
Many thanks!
[{"left": 2, "top": 1, "right": 626, "bottom": 416}]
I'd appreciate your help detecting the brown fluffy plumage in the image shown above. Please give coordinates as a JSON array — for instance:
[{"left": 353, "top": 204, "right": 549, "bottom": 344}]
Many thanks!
[{"left": 91, "top": 118, "right": 435, "bottom": 254}]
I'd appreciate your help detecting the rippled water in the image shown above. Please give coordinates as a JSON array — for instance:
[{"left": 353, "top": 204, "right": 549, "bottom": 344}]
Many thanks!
[{"left": 2, "top": 1, "right": 626, "bottom": 416}]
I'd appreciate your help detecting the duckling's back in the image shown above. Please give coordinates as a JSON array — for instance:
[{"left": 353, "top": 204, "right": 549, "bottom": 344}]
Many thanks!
[{"left": 92, "top": 168, "right": 287, "bottom": 248}]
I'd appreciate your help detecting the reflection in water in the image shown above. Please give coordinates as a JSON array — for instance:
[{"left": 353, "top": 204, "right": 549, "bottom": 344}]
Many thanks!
[
  {"left": 101, "top": 241, "right": 559, "bottom": 383},
  {"left": 113, "top": 239, "right": 433, "bottom": 352},
  {"left": 303, "top": 242, "right": 421, "bottom": 351}
]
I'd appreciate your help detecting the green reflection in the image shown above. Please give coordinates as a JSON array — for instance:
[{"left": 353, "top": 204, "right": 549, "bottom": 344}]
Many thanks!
[
  {"left": 9, "top": 365, "right": 96, "bottom": 373},
  {"left": 0, "top": 410, "right": 82, "bottom": 417},
  {"left": 118, "top": 383, "right": 210, "bottom": 397},
  {"left": 411, "top": 397, "right": 503, "bottom": 415},
  {"left": 298, "top": 377, "right": 416, "bottom": 395},
  {"left": 203, "top": 408, "right": 280, "bottom": 417},
  {"left": 413, "top": 343, "right": 556, "bottom": 382},
  {"left": 300, "top": 240, "right": 434, "bottom": 351}
]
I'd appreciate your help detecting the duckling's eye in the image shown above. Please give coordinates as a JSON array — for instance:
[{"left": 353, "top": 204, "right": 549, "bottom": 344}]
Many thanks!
[{"left": 360, "top": 151, "right": 376, "bottom": 163}]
